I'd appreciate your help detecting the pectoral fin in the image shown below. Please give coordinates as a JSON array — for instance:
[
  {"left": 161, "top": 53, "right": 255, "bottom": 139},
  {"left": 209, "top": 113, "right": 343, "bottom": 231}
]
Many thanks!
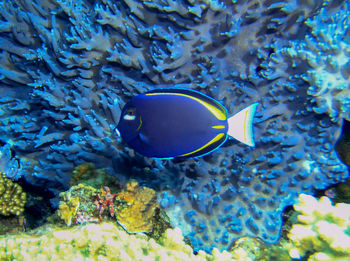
[{"left": 138, "top": 133, "right": 150, "bottom": 145}]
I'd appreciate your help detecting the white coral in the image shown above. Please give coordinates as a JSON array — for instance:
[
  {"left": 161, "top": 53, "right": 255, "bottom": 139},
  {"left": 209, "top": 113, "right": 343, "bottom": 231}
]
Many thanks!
[{"left": 287, "top": 193, "right": 350, "bottom": 260}]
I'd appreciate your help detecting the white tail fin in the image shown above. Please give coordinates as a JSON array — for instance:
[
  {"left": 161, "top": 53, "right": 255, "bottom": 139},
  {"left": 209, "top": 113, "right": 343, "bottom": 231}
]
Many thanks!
[{"left": 227, "top": 103, "right": 258, "bottom": 147}]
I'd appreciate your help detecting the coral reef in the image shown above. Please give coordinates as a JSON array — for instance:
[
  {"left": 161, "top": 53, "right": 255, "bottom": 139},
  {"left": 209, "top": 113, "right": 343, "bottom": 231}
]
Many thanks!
[
  {"left": 95, "top": 186, "right": 117, "bottom": 217},
  {"left": 0, "top": 222, "right": 238, "bottom": 260},
  {"left": 286, "top": 194, "right": 350, "bottom": 260},
  {"left": 69, "top": 163, "right": 122, "bottom": 192},
  {"left": 116, "top": 180, "right": 160, "bottom": 234},
  {"left": 0, "top": 215, "right": 26, "bottom": 235},
  {"left": 56, "top": 184, "right": 98, "bottom": 226},
  {"left": 0, "top": 0, "right": 348, "bottom": 252},
  {"left": 0, "top": 172, "right": 26, "bottom": 216},
  {"left": 55, "top": 181, "right": 172, "bottom": 240},
  {"left": 57, "top": 192, "right": 80, "bottom": 226},
  {"left": 266, "top": 3, "right": 350, "bottom": 122},
  {"left": 69, "top": 162, "right": 96, "bottom": 187}
]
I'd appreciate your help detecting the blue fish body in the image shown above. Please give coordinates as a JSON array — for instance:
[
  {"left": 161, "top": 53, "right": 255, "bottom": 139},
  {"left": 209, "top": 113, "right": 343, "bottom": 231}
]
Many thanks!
[{"left": 117, "top": 88, "right": 258, "bottom": 159}]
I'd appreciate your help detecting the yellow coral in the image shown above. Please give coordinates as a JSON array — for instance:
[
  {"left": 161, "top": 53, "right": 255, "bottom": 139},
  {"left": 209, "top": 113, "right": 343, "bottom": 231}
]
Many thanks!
[
  {"left": 117, "top": 179, "right": 139, "bottom": 204},
  {"left": 69, "top": 162, "right": 95, "bottom": 187},
  {"left": 0, "top": 172, "right": 26, "bottom": 216},
  {"left": 287, "top": 194, "right": 350, "bottom": 260},
  {"left": 57, "top": 183, "right": 99, "bottom": 226},
  {"left": 57, "top": 192, "right": 80, "bottom": 226},
  {"left": 116, "top": 180, "right": 158, "bottom": 233},
  {"left": 0, "top": 222, "right": 236, "bottom": 260}
]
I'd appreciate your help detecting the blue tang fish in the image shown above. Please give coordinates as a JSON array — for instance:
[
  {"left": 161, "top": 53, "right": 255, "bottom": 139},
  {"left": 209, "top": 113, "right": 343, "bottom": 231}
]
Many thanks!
[{"left": 116, "top": 88, "right": 258, "bottom": 159}]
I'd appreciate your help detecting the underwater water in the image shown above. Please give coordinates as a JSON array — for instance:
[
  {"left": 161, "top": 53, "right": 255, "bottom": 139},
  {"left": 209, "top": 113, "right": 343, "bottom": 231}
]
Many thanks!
[{"left": 0, "top": 0, "right": 350, "bottom": 260}]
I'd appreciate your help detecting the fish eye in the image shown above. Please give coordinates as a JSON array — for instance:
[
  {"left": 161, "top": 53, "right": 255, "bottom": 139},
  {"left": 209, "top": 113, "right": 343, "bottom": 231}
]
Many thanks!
[
  {"left": 126, "top": 108, "right": 136, "bottom": 116},
  {"left": 124, "top": 114, "right": 136, "bottom": 120}
]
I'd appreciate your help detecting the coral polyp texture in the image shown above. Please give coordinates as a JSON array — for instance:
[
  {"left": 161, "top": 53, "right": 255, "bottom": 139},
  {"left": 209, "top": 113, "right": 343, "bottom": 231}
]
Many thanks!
[
  {"left": 0, "top": 0, "right": 349, "bottom": 253},
  {"left": 115, "top": 179, "right": 159, "bottom": 234},
  {"left": 0, "top": 222, "right": 236, "bottom": 261},
  {"left": 287, "top": 194, "right": 350, "bottom": 260},
  {"left": 57, "top": 191, "right": 80, "bottom": 226},
  {"left": 55, "top": 181, "right": 168, "bottom": 238},
  {"left": 56, "top": 183, "right": 98, "bottom": 226},
  {"left": 0, "top": 172, "right": 26, "bottom": 216},
  {"left": 263, "top": 1, "right": 350, "bottom": 122}
]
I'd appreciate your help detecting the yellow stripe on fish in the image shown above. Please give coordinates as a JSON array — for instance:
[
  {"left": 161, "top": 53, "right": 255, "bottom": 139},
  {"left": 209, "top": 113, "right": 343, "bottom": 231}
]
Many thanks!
[
  {"left": 212, "top": 125, "right": 225, "bottom": 129},
  {"left": 179, "top": 133, "right": 225, "bottom": 157},
  {"left": 145, "top": 92, "right": 227, "bottom": 121}
]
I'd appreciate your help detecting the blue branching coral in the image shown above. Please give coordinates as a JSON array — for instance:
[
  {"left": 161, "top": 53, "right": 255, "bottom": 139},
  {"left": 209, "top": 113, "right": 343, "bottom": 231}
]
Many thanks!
[{"left": 0, "top": 0, "right": 349, "bottom": 253}]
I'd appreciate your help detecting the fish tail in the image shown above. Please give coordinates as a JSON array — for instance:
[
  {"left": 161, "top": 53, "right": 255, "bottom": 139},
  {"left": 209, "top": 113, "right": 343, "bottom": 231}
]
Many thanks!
[{"left": 227, "top": 103, "right": 259, "bottom": 147}]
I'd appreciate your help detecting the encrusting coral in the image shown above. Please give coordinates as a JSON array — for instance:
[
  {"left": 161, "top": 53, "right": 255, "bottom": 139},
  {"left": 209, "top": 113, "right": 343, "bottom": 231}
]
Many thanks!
[
  {"left": 3, "top": 185, "right": 350, "bottom": 260},
  {"left": 56, "top": 183, "right": 98, "bottom": 226},
  {"left": 0, "top": 171, "right": 26, "bottom": 216},
  {"left": 57, "top": 192, "right": 80, "bottom": 226},
  {"left": 55, "top": 180, "right": 172, "bottom": 239},
  {"left": 115, "top": 179, "right": 159, "bottom": 234},
  {"left": 69, "top": 163, "right": 122, "bottom": 192},
  {"left": 0, "top": 222, "right": 236, "bottom": 260},
  {"left": 225, "top": 193, "right": 350, "bottom": 261},
  {"left": 286, "top": 193, "right": 350, "bottom": 260},
  {"left": 69, "top": 162, "right": 95, "bottom": 187}
]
